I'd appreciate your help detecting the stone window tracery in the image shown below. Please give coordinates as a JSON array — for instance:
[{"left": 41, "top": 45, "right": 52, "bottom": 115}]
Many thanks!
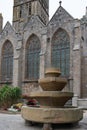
[
  {"left": 25, "top": 34, "right": 41, "bottom": 80},
  {"left": 51, "top": 28, "right": 70, "bottom": 77},
  {"left": 1, "top": 40, "right": 13, "bottom": 81}
]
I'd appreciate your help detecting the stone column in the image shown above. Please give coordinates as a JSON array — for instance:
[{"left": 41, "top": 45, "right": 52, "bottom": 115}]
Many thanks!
[
  {"left": 45, "top": 38, "right": 51, "bottom": 68},
  {"left": 40, "top": 52, "right": 45, "bottom": 79},
  {"left": 73, "top": 46, "right": 81, "bottom": 96},
  {"left": 39, "top": 34, "right": 47, "bottom": 79},
  {"left": 13, "top": 40, "right": 22, "bottom": 87},
  {"left": 73, "top": 23, "right": 81, "bottom": 105},
  {"left": 13, "top": 57, "right": 19, "bottom": 87}
]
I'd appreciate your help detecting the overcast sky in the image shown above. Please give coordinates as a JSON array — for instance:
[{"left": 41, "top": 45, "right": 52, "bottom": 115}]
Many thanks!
[{"left": 0, "top": 0, "right": 87, "bottom": 26}]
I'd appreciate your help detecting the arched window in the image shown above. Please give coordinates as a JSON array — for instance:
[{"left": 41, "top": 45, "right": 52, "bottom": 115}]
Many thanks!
[
  {"left": 51, "top": 28, "right": 70, "bottom": 77},
  {"left": 25, "top": 34, "right": 41, "bottom": 80},
  {"left": 1, "top": 40, "right": 13, "bottom": 81}
]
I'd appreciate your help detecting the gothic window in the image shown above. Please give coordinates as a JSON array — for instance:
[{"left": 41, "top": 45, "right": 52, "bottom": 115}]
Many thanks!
[
  {"left": 19, "top": 5, "right": 23, "bottom": 18},
  {"left": 51, "top": 28, "right": 70, "bottom": 77},
  {"left": 25, "top": 34, "right": 41, "bottom": 80},
  {"left": 1, "top": 40, "right": 13, "bottom": 81},
  {"left": 15, "top": 6, "right": 20, "bottom": 19}
]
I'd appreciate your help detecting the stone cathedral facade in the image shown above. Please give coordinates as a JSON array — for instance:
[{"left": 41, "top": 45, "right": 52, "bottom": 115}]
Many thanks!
[{"left": 0, "top": 0, "right": 87, "bottom": 106}]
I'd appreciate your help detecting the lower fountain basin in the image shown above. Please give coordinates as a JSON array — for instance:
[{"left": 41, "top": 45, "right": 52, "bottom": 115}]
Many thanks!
[
  {"left": 21, "top": 106, "right": 83, "bottom": 124},
  {"left": 30, "top": 91, "right": 73, "bottom": 107}
]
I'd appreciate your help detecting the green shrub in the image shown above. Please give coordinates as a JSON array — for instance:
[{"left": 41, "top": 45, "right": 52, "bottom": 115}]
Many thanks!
[{"left": 0, "top": 85, "right": 22, "bottom": 109}]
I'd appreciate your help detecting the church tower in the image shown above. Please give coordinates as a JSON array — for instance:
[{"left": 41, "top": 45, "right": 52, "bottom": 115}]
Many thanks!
[{"left": 13, "top": 0, "right": 49, "bottom": 31}]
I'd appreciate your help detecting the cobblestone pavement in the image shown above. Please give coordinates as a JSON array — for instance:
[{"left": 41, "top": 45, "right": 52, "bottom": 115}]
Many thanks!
[{"left": 0, "top": 111, "right": 87, "bottom": 130}]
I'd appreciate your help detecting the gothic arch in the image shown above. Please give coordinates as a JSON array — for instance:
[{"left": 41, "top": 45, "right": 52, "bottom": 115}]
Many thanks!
[
  {"left": 1, "top": 40, "right": 14, "bottom": 81},
  {"left": 25, "top": 34, "right": 41, "bottom": 80},
  {"left": 51, "top": 28, "right": 70, "bottom": 77}
]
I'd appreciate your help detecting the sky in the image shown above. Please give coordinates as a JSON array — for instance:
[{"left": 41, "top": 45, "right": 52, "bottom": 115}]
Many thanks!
[{"left": 0, "top": 0, "right": 87, "bottom": 27}]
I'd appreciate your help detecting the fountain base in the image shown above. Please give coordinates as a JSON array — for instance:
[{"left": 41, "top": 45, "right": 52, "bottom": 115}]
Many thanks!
[{"left": 21, "top": 106, "right": 83, "bottom": 124}]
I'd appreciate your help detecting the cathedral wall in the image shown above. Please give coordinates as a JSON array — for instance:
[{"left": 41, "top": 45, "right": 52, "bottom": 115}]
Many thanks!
[
  {"left": 80, "top": 23, "right": 87, "bottom": 98},
  {"left": 21, "top": 17, "right": 47, "bottom": 94},
  {"left": 0, "top": 2, "right": 86, "bottom": 100},
  {"left": 81, "top": 57, "right": 87, "bottom": 97},
  {"left": 46, "top": 21, "right": 75, "bottom": 92},
  {"left": 0, "top": 23, "right": 23, "bottom": 88}
]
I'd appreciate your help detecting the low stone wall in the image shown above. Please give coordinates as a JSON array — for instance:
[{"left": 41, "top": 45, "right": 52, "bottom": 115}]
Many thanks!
[{"left": 78, "top": 98, "right": 87, "bottom": 109}]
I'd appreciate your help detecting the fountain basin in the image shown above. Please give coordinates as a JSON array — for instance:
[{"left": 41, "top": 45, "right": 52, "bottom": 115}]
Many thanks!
[
  {"left": 21, "top": 106, "right": 83, "bottom": 124},
  {"left": 39, "top": 77, "right": 67, "bottom": 91},
  {"left": 30, "top": 91, "right": 73, "bottom": 107},
  {"left": 21, "top": 67, "right": 83, "bottom": 125}
]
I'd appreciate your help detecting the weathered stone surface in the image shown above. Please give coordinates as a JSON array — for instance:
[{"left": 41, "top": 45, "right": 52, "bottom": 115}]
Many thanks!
[
  {"left": 39, "top": 77, "right": 67, "bottom": 91},
  {"left": 21, "top": 106, "right": 83, "bottom": 124},
  {"left": 30, "top": 91, "right": 73, "bottom": 107},
  {"left": 43, "top": 124, "right": 53, "bottom": 130},
  {"left": 39, "top": 68, "right": 67, "bottom": 91},
  {"left": 21, "top": 67, "right": 83, "bottom": 124}
]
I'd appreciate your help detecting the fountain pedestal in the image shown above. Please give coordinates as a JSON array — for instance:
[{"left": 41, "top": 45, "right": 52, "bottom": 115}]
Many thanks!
[
  {"left": 43, "top": 124, "right": 52, "bottom": 130},
  {"left": 21, "top": 68, "right": 83, "bottom": 128}
]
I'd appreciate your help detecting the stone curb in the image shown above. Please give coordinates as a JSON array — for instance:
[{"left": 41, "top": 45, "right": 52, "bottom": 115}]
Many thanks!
[{"left": 0, "top": 110, "right": 21, "bottom": 114}]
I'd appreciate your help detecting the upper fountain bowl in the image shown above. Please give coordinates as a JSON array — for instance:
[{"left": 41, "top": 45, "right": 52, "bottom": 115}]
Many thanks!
[
  {"left": 39, "top": 77, "right": 67, "bottom": 91},
  {"left": 45, "top": 68, "right": 61, "bottom": 77},
  {"left": 38, "top": 68, "right": 67, "bottom": 91}
]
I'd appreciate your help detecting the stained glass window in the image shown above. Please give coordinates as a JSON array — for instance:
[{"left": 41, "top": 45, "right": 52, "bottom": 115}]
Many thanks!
[
  {"left": 25, "top": 34, "right": 41, "bottom": 80},
  {"left": 1, "top": 40, "right": 13, "bottom": 81},
  {"left": 51, "top": 28, "right": 70, "bottom": 77}
]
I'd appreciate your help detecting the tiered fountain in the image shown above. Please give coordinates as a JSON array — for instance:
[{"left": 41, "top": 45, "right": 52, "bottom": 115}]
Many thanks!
[{"left": 21, "top": 68, "right": 83, "bottom": 130}]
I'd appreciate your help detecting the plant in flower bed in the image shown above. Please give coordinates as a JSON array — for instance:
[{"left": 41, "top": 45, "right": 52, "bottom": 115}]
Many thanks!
[
  {"left": 13, "top": 103, "right": 23, "bottom": 111},
  {"left": 0, "top": 85, "right": 22, "bottom": 110},
  {"left": 22, "top": 94, "right": 40, "bottom": 107},
  {"left": 27, "top": 98, "right": 38, "bottom": 106},
  {"left": 8, "top": 103, "right": 23, "bottom": 112}
]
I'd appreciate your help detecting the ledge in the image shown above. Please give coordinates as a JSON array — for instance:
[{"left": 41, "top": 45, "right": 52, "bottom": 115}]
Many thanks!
[{"left": 22, "top": 80, "right": 38, "bottom": 83}]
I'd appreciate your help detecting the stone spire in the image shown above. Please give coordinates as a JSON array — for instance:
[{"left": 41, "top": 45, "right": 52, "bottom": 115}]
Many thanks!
[
  {"left": 0, "top": 13, "right": 3, "bottom": 33},
  {"left": 59, "top": 1, "right": 62, "bottom": 6},
  {"left": 86, "top": 7, "right": 87, "bottom": 17}
]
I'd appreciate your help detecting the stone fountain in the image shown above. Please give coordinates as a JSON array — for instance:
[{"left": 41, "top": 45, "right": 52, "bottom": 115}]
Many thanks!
[{"left": 21, "top": 68, "right": 83, "bottom": 130}]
